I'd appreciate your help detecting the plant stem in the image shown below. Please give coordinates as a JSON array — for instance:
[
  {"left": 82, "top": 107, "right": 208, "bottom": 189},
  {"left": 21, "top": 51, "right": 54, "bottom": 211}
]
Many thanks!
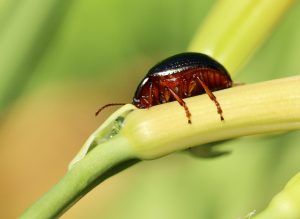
[
  {"left": 121, "top": 76, "right": 300, "bottom": 159},
  {"left": 189, "top": 0, "right": 295, "bottom": 75},
  {"left": 20, "top": 136, "right": 135, "bottom": 219},
  {"left": 20, "top": 76, "right": 300, "bottom": 218}
]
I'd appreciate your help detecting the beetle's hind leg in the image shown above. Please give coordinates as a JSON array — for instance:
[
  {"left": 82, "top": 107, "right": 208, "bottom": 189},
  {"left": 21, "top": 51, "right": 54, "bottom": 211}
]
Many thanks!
[
  {"left": 196, "top": 77, "right": 224, "bottom": 121},
  {"left": 166, "top": 87, "right": 192, "bottom": 124}
]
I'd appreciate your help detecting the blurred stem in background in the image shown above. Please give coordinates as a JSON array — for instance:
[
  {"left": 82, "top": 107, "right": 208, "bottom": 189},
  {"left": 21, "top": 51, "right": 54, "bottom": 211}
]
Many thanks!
[
  {"left": 254, "top": 172, "right": 300, "bottom": 219},
  {"left": 19, "top": 0, "right": 300, "bottom": 218},
  {"left": 189, "top": 0, "right": 294, "bottom": 75},
  {"left": 0, "top": 0, "right": 72, "bottom": 115}
]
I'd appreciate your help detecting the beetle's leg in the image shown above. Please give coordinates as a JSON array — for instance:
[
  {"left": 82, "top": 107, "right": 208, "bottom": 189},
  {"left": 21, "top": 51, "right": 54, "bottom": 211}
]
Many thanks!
[
  {"left": 163, "top": 87, "right": 170, "bottom": 102},
  {"left": 148, "top": 82, "right": 153, "bottom": 108},
  {"left": 196, "top": 77, "right": 224, "bottom": 121},
  {"left": 166, "top": 87, "right": 192, "bottom": 124},
  {"left": 188, "top": 80, "right": 197, "bottom": 97},
  {"left": 182, "top": 78, "right": 188, "bottom": 96},
  {"left": 152, "top": 82, "right": 160, "bottom": 105}
]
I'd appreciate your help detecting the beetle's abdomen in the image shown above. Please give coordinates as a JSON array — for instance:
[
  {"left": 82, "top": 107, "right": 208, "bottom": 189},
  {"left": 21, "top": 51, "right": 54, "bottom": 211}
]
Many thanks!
[
  {"left": 188, "top": 68, "right": 232, "bottom": 91},
  {"left": 158, "top": 68, "right": 231, "bottom": 98}
]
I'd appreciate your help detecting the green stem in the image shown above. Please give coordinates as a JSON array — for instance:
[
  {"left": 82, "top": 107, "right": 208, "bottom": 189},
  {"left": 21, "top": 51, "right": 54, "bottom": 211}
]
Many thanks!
[{"left": 20, "top": 136, "right": 135, "bottom": 219}]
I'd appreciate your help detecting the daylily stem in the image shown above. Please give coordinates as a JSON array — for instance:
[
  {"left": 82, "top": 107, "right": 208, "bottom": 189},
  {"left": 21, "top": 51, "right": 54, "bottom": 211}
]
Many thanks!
[{"left": 20, "top": 76, "right": 300, "bottom": 218}]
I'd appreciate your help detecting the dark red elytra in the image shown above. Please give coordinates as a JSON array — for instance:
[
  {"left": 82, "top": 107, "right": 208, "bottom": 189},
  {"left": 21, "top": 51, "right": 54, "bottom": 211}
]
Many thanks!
[{"left": 96, "top": 52, "right": 232, "bottom": 124}]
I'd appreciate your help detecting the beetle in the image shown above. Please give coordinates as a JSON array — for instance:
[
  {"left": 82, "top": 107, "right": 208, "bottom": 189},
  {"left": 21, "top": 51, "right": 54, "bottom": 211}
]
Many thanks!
[{"left": 96, "top": 52, "right": 233, "bottom": 124}]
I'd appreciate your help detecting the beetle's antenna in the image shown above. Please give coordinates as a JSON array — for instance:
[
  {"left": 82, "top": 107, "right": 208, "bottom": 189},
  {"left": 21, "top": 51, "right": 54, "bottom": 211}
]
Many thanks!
[{"left": 95, "top": 103, "right": 126, "bottom": 116}]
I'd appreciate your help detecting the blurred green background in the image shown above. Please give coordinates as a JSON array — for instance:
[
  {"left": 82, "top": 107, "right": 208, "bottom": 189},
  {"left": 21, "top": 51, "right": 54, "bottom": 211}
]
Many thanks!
[{"left": 0, "top": 0, "right": 300, "bottom": 218}]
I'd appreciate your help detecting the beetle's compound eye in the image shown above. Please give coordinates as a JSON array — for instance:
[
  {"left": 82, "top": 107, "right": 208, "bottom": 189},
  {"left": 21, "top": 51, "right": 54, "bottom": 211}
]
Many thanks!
[{"left": 133, "top": 98, "right": 140, "bottom": 104}]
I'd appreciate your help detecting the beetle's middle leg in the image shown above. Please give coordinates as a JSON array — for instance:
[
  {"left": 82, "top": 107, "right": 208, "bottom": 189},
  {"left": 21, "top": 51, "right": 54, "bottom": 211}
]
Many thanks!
[
  {"left": 166, "top": 87, "right": 192, "bottom": 124},
  {"left": 148, "top": 82, "right": 153, "bottom": 107},
  {"left": 196, "top": 76, "right": 224, "bottom": 121}
]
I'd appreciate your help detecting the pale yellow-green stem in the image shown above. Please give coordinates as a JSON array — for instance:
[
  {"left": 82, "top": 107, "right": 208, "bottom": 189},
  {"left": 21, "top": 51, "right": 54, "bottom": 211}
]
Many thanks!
[
  {"left": 121, "top": 76, "right": 300, "bottom": 159},
  {"left": 189, "top": 0, "right": 295, "bottom": 75},
  {"left": 70, "top": 76, "right": 300, "bottom": 166}
]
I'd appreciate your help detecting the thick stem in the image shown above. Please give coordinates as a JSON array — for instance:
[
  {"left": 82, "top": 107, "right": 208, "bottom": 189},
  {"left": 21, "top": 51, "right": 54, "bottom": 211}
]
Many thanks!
[
  {"left": 121, "top": 76, "right": 300, "bottom": 159},
  {"left": 19, "top": 76, "right": 300, "bottom": 218}
]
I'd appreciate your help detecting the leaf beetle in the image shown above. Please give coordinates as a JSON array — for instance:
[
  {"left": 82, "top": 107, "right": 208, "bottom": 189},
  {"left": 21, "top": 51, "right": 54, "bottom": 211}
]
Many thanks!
[{"left": 96, "top": 52, "right": 233, "bottom": 124}]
